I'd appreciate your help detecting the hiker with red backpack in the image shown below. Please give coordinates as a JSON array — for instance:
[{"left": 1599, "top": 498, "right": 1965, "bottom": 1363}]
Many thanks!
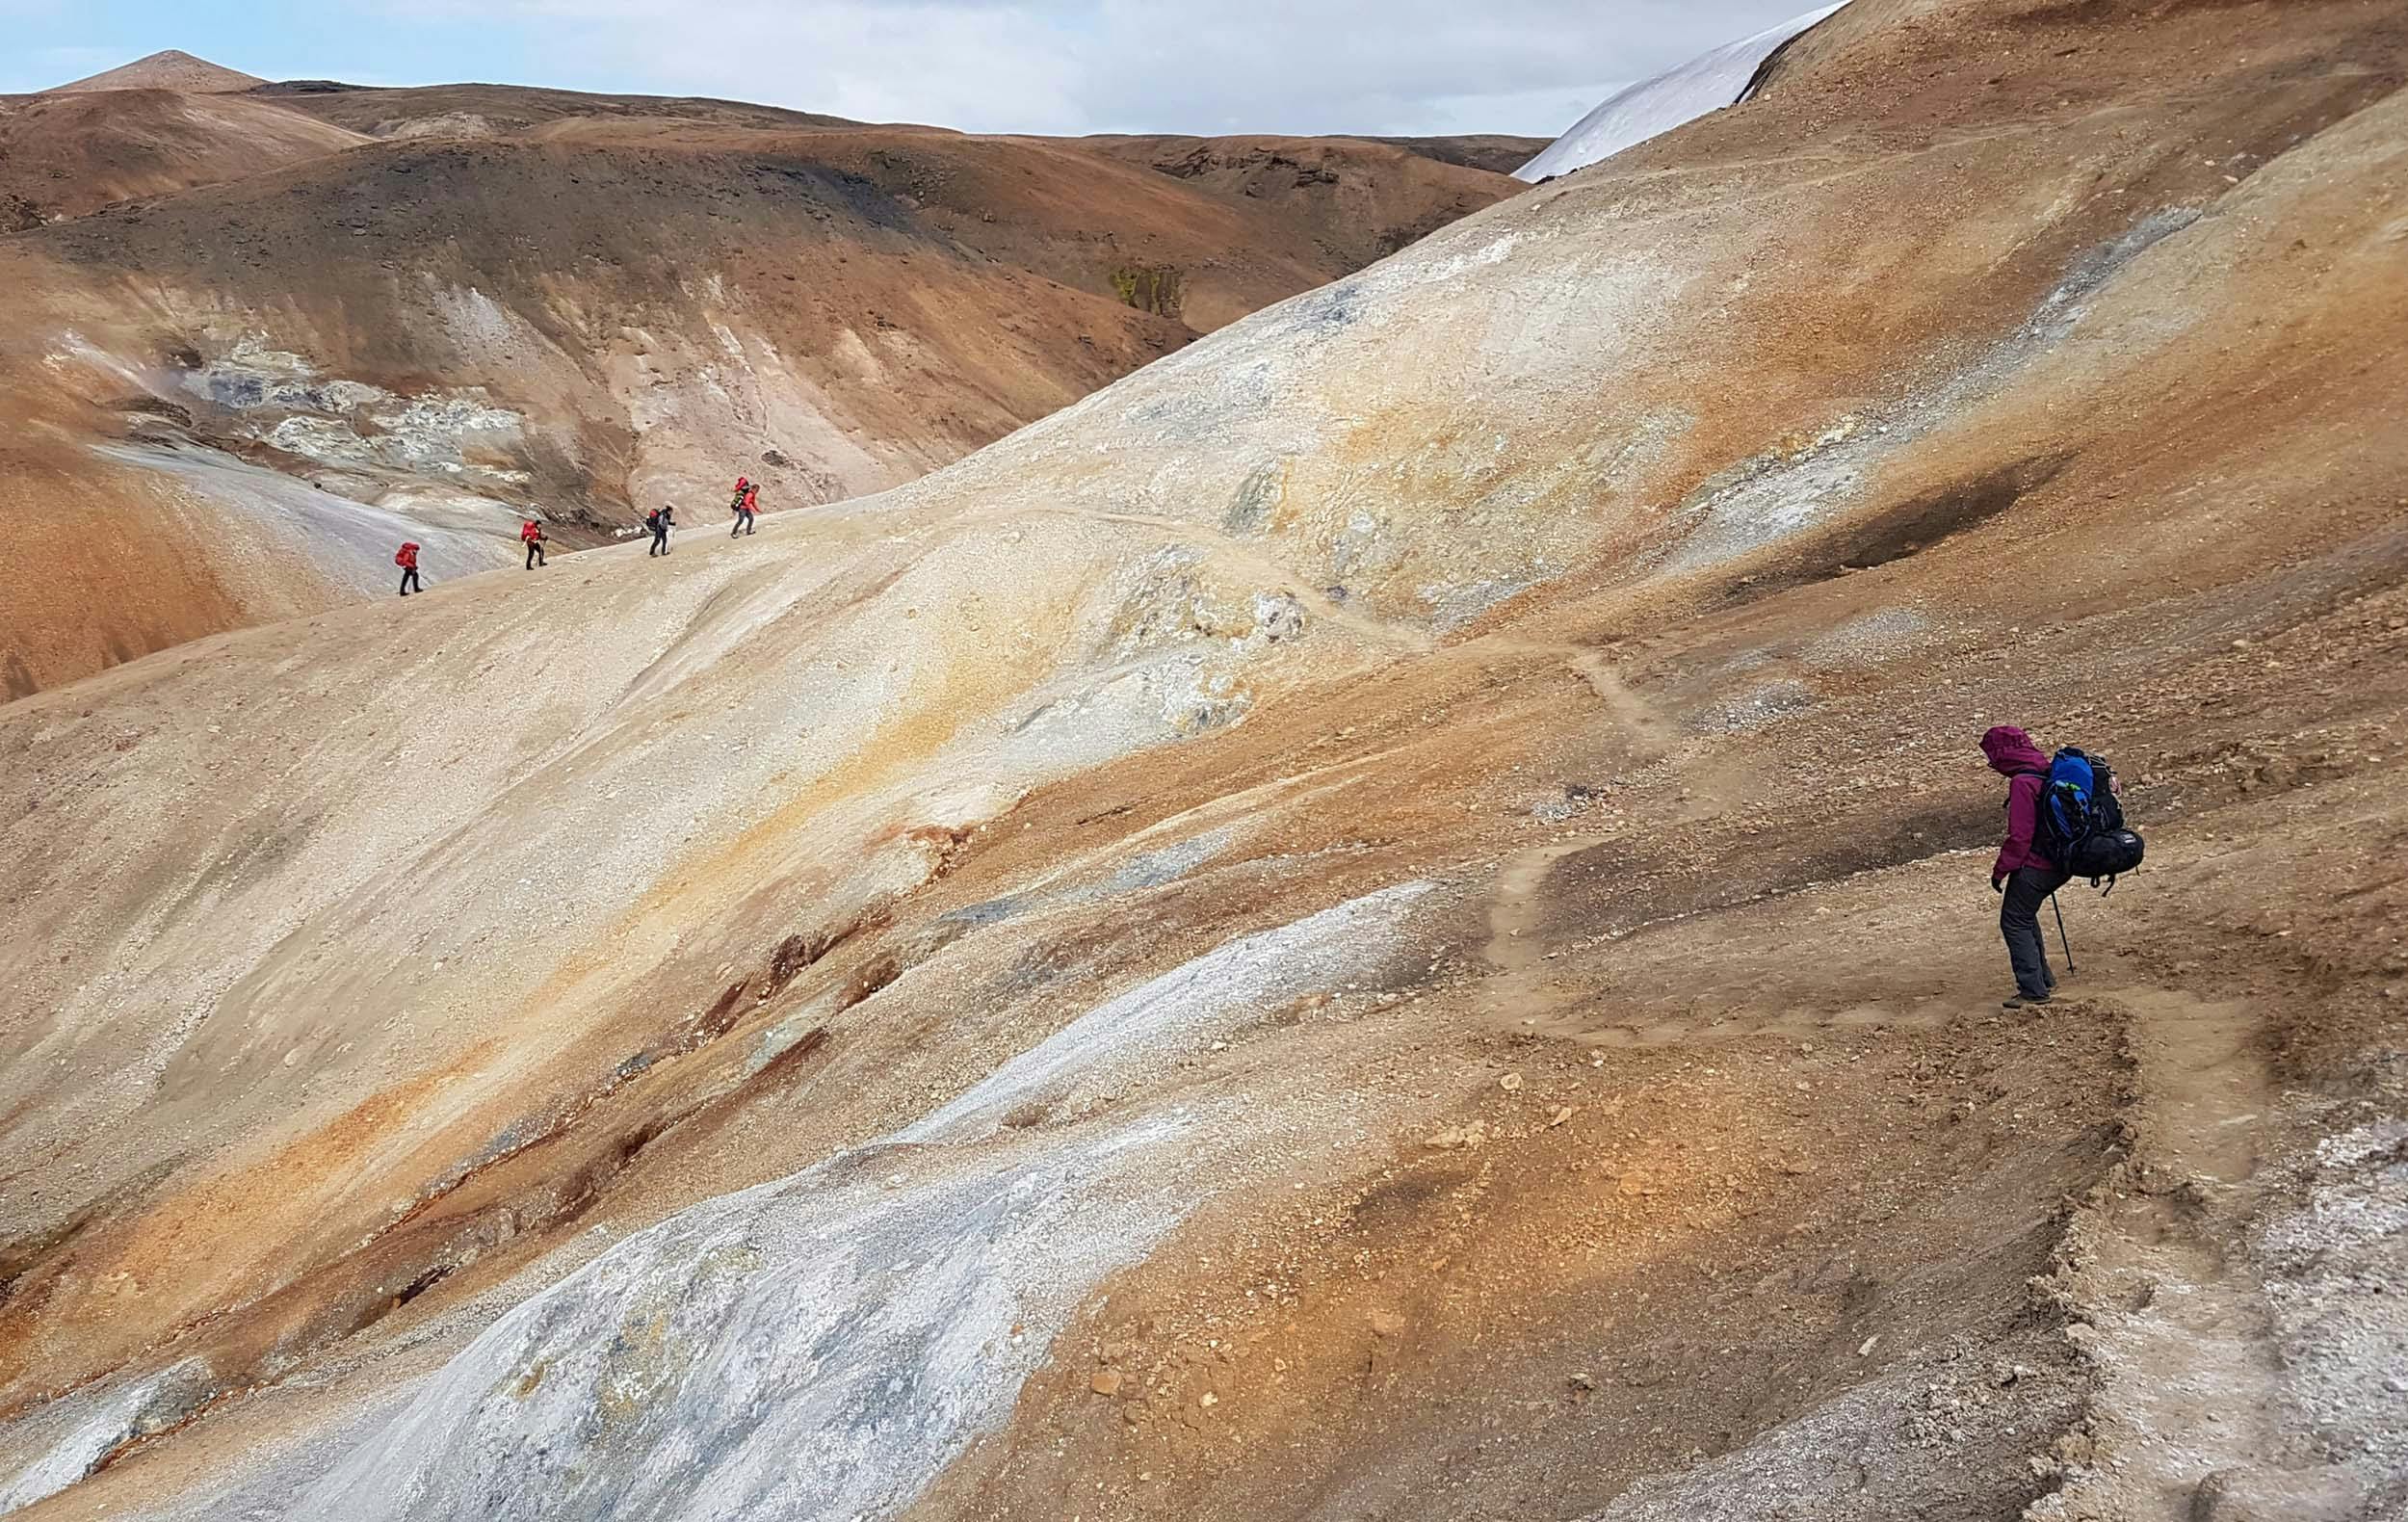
[
  {"left": 521, "top": 517, "right": 547, "bottom": 569},
  {"left": 1981, "top": 724, "right": 2145, "bottom": 1009},
  {"left": 736, "top": 481, "right": 759, "bottom": 536},
  {"left": 643, "top": 505, "right": 675, "bottom": 556},
  {"left": 395, "top": 540, "right": 422, "bottom": 596}
]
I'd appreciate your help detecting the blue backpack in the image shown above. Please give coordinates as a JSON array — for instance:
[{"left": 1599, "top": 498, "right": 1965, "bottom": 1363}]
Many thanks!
[{"left": 2029, "top": 747, "right": 2144, "bottom": 891}]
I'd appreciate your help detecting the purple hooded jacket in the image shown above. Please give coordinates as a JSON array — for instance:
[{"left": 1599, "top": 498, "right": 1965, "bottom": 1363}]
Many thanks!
[{"left": 1981, "top": 725, "right": 2055, "bottom": 879}]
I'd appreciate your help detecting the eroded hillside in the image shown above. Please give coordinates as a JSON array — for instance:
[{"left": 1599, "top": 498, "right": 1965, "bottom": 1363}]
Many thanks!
[
  {"left": 1, "top": 1, "right": 2405, "bottom": 1519},
  {"left": 0, "top": 83, "right": 1520, "bottom": 697}
]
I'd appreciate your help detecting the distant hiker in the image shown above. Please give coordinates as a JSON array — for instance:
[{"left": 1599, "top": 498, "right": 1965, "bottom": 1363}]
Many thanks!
[
  {"left": 1983, "top": 725, "right": 2069, "bottom": 1009},
  {"left": 395, "top": 540, "right": 422, "bottom": 596},
  {"left": 645, "top": 505, "right": 674, "bottom": 557},
  {"left": 732, "top": 482, "right": 759, "bottom": 538},
  {"left": 521, "top": 517, "right": 547, "bottom": 569}
]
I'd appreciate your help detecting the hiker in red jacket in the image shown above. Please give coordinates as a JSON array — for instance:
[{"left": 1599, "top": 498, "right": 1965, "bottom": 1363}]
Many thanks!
[
  {"left": 1982, "top": 724, "right": 2070, "bottom": 1008},
  {"left": 395, "top": 540, "right": 422, "bottom": 596},
  {"left": 521, "top": 517, "right": 547, "bottom": 570},
  {"left": 740, "top": 481, "right": 759, "bottom": 535}
]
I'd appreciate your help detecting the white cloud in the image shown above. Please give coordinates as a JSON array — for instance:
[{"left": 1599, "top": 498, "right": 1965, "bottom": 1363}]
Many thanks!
[{"left": 422, "top": 0, "right": 1812, "bottom": 136}]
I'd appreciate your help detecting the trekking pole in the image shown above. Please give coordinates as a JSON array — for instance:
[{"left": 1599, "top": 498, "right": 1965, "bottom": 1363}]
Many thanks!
[{"left": 2050, "top": 892, "right": 2075, "bottom": 973}]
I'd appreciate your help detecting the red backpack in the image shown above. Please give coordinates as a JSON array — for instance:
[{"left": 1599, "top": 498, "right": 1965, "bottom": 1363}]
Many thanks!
[{"left": 395, "top": 542, "right": 419, "bottom": 567}]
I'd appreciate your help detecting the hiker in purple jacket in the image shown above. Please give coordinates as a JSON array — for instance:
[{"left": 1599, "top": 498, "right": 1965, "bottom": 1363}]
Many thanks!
[{"left": 1982, "top": 725, "right": 2071, "bottom": 1009}]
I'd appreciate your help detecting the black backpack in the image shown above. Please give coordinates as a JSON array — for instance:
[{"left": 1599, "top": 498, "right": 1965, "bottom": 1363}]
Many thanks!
[{"left": 2028, "top": 746, "right": 2145, "bottom": 891}]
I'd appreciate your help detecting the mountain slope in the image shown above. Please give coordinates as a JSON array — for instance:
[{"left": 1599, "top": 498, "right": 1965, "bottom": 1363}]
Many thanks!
[
  {"left": 0, "top": 90, "right": 368, "bottom": 223},
  {"left": 254, "top": 78, "right": 863, "bottom": 137},
  {"left": 0, "top": 100, "right": 1524, "bottom": 698},
  {"left": 45, "top": 51, "right": 264, "bottom": 94},
  {"left": 1074, "top": 134, "right": 1518, "bottom": 267},
  {"left": 1, "top": 1, "right": 2403, "bottom": 1518},
  {"left": 1360, "top": 132, "right": 1553, "bottom": 174}
]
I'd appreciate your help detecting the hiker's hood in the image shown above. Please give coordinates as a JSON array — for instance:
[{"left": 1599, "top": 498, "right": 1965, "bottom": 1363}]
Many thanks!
[{"left": 1981, "top": 725, "right": 2050, "bottom": 776}]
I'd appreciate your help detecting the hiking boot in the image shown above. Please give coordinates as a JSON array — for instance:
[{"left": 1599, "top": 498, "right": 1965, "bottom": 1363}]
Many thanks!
[{"left": 2002, "top": 992, "right": 2053, "bottom": 1010}]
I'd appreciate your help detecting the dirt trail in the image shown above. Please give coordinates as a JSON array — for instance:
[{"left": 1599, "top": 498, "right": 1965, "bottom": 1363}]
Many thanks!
[
  {"left": 1482, "top": 839, "right": 1589, "bottom": 978},
  {"left": 1470, "top": 638, "right": 1671, "bottom": 743},
  {"left": 2043, "top": 988, "right": 2356, "bottom": 1522},
  {"left": 1477, "top": 639, "right": 1678, "bottom": 987}
]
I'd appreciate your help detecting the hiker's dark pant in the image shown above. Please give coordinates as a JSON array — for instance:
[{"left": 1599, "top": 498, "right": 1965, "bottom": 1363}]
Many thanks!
[
  {"left": 525, "top": 540, "right": 545, "bottom": 568},
  {"left": 398, "top": 566, "right": 421, "bottom": 595},
  {"left": 2002, "top": 864, "right": 2072, "bottom": 998},
  {"left": 648, "top": 527, "right": 667, "bottom": 556}
]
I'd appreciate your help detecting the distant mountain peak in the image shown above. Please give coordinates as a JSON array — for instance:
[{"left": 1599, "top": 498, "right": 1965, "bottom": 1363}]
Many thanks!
[{"left": 47, "top": 49, "right": 267, "bottom": 94}]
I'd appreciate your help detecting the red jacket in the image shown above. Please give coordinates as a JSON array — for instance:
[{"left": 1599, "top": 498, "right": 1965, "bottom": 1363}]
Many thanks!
[
  {"left": 395, "top": 542, "right": 420, "bottom": 569},
  {"left": 1981, "top": 725, "right": 2054, "bottom": 878},
  {"left": 521, "top": 520, "right": 542, "bottom": 542}
]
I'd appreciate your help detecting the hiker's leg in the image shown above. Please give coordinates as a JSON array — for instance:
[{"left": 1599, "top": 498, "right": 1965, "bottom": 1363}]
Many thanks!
[{"left": 2000, "top": 869, "right": 2053, "bottom": 999}]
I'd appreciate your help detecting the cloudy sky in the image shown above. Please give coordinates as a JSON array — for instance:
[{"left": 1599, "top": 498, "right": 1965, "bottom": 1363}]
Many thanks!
[{"left": 4, "top": 0, "right": 1817, "bottom": 138}]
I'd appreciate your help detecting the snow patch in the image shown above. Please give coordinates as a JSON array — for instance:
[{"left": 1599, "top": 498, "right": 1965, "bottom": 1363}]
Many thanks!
[{"left": 1517, "top": 2, "right": 1851, "bottom": 182}]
